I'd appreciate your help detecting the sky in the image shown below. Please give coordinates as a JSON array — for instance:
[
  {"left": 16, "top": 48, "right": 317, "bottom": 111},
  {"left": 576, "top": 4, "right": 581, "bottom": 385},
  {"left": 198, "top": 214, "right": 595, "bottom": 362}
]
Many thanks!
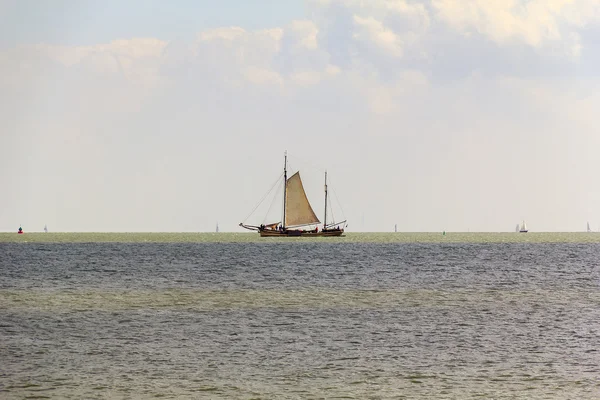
[{"left": 1, "top": 0, "right": 600, "bottom": 232}]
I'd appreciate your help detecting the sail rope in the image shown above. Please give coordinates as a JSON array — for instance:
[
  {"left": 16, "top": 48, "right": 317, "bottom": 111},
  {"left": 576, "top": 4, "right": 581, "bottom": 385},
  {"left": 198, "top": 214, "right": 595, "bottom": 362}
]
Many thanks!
[
  {"left": 326, "top": 175, "right": 346, "bottom": 225},
  {"left": 242, "top": 173, "right": 284, "bottom": 223},
  {"left": 263, "top": 181, "right": 283, "bottom": 224},
  {"left": 327, "top": 193, "right": 335, "bottom": 226}
]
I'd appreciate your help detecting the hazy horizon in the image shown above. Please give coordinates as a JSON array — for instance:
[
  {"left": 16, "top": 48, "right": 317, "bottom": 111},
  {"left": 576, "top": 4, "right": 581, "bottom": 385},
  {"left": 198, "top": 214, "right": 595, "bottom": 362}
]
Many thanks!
[{"left": 2, "top": 1, "right": 600, "bottom": 233}]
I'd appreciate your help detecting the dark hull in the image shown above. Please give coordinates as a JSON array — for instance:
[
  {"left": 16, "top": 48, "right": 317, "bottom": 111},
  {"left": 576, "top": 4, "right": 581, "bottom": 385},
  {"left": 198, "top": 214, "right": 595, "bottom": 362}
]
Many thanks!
[{"left": 259, "top": 229, "right": 344, "bottom": 237}]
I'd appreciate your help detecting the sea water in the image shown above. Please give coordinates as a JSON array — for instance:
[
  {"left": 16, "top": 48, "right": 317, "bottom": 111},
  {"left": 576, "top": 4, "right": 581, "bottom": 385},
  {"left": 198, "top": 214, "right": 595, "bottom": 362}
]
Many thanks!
[{"left": 1, "top": 233, "right": 599, "bottom": 399}]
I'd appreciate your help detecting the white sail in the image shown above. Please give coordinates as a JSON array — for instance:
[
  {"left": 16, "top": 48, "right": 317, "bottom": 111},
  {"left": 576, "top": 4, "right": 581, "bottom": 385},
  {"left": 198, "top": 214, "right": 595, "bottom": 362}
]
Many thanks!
[
  {"left": 519, "top": 221, "right": 527, "bottom": 232},
  {"left": 285, "top": 172, "right": 320, "bottom": 227},
  {"left": 587, "top": 222, "right": 591, "bottom": 232}
]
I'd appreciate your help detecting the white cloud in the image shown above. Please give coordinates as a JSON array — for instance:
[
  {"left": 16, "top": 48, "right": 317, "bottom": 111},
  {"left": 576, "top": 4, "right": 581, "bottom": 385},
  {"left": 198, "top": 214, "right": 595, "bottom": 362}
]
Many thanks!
[
  {"left": 290, "top": 70, "right": 322, "bottom": 86},
  {"left": 432, "top": 0, "right": 557, "bottom": 46},
  {"left": 353, "top": 15, "right": 404, "bottom": 57},
  {"left": 197, "top": 27, "right": 283, "bottom": 57},
  {"left": 386, "top": 0, "right": 430, "bottom": 26},
  {"left": 432, "top": 0, "right": 600, "bottom": 56},
  {"left": 37, "top": 38, "right": 167, "bottom": 67},
  {"left": 288, "top": 20, "right": 319, "bottom": 50},
  {"left": 0, "top": 39, "right": 170, "bottom": 91},
  {"left": 310, "top": 0, "right": 600, "bottom": 70},
  {"left": 243, "top": 66, "right": 284, "bottom": 86},
  {"left": 198, "top": 26, "right": 248, "bottom": 42},
  {"left": 352, "top": 68, "right": 430, "bottom": 114},
  {"left": 311, "top": 0, "right": 431, "bottom": 65},
  {"left": 325, "top": 64, "right": 341, "bottom": 76},
  {"left": 286, "top": 63, "right": 341, "bottom": 86}
]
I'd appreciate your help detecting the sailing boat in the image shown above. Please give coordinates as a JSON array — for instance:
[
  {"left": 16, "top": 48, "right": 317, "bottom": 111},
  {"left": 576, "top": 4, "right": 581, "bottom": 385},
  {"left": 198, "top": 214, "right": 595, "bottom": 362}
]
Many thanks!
[
  {"left": 519, "top": 220, "right": 528, "bottom": 233},
  {"left": 216, "top": 222, "right": 219, "bottom": 233},
  {"left": 587, "top": 222, "right": 592, "bottom": 232},
  {"left": 44, "top": 224, "right": 48, "bottom": 233},
  {"left": 240, "top": 152, "right": 346, "bottom": 237}
]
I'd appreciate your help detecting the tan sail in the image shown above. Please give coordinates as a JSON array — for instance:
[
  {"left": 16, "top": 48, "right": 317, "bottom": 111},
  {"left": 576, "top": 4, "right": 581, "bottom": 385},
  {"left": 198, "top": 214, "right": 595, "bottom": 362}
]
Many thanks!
[{"left": 285, "top": 172, "right": 320, "bottom": 227}]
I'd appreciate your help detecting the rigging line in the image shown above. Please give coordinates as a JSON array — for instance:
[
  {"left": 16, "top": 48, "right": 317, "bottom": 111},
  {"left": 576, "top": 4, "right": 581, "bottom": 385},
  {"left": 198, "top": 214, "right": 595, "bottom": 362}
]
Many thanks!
[
  {"left": 264, "top": 181, "right": 283, "bottom": 224},
  {"left": 327, "top": 176, "right": 346, "bottom": 220},
  {"left": 287, "top": 154, "right": 327, "bottom": 175},
  {"left": 242, "top": 172, "right": 284, "bottom": 223},
  {"left": 288, "top": 154, "right": 344, "bottom": 183},
  {"left": 287, "top": 158, "right": 301, "bottom": 178},
  {"left": 288, "top": 153, "right": 330, "bottom": 190},
  {"left": 327, "top": 192, "right": 336, "bottom": 225}
]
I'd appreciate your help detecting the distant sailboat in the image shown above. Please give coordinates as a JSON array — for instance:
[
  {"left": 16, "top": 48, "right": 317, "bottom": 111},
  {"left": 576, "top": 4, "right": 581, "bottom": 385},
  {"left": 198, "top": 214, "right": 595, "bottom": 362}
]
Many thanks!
[
  {"left": 587, "top": 222, "right": 592, "bottom": 233},
  {"left": 519, "top": 221, "right": 528, "bottom": 233},
  {"left": 44, "top": 224, "right": 48, "bottom": 233},
  {"left": 515, "top": 224, "right": 520, "bottom": 233},
  {"left": 18, "top": 225, "right": 23, "bottom": 234},
  {"left": 216, "top": 222, "right": 219, "bottom": 233},
  {"left": 394, "top": 224, "right": 397, "bottom": 233}
]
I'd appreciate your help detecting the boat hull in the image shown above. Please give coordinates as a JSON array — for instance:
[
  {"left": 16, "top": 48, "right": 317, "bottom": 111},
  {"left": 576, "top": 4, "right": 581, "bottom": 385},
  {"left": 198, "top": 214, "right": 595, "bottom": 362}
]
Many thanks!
[
  {"left": 259, "top": 229, "right": 344, "bottom": 237},
  {"left": 519, "top": 230, "right": 528, "bottom": 233}
]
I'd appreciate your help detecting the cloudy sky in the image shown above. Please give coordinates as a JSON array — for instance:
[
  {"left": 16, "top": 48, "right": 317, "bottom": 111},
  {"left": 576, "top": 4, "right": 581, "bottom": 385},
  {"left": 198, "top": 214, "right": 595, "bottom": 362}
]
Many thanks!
[{"left": 1, "top": 0, "right": 600, "bottom": 232}]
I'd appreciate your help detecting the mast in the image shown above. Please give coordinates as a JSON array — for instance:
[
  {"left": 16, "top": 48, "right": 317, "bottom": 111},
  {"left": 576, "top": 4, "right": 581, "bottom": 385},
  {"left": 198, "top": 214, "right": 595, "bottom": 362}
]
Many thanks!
[
  {"left": 323, "top": 170, "right": 328, "bottom": 229},
  {"left": 282, "top": 151, "right": 287, "bottom": 229}
]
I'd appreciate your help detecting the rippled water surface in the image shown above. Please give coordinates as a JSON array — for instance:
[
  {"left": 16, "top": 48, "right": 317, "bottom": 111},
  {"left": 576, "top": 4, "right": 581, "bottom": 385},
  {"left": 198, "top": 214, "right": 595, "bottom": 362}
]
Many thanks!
[{"left": 1, "top": 233, "right": 600, "bottom": 399}]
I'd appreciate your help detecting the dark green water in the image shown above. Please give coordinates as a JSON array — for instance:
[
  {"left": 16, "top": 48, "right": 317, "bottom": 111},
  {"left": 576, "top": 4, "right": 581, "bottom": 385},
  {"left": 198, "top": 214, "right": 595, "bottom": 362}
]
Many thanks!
[{"left": 1, "top": 234, "right": 599, "bottom": 398}]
